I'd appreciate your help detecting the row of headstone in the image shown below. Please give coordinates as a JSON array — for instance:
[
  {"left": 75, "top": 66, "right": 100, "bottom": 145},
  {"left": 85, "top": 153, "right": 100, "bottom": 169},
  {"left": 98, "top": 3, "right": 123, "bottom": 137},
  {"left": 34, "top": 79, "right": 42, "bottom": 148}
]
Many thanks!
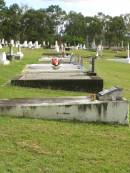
[
  {"left": 0, "top": 39, "right": 42, "bottom": 49},
  {"left": 0, "top": 38, "right": 8, "bottom": 47},
  {"left": 15, "top": 45, "right": 24, "bottom": 59},
  {"left": 54, "top": 41, "right": 102, "bottom": 52},
  {"left": 0, "top": 44, "right": 24, "bottom": 65},
  {"left": 7, "top": 44, "right": 24, "bottom": 60},
  {"left": 73, "top": 44, "right": 86, "bottom": 50},
  {"left": 54, "top": 41, "right": 87, "bottom": 52},
  {"left": 22, "top": 41, "right": 41, "bottom": 49},
  {"left": 55, "top": 41, "right": 68, "bottom": 58}
]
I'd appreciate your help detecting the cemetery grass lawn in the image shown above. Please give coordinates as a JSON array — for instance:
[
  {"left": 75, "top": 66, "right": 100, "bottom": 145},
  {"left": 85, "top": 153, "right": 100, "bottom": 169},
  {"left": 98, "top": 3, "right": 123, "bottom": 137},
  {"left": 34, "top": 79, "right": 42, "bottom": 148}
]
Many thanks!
[
  {"left": 0, "top": 48, "right": 129, "bottom": 99},
  {"left": 0, "top": 117, "right": 130, "bottom": 173},
  {"left": 0, "top": 48, "right": 130, "bottom": 172}
]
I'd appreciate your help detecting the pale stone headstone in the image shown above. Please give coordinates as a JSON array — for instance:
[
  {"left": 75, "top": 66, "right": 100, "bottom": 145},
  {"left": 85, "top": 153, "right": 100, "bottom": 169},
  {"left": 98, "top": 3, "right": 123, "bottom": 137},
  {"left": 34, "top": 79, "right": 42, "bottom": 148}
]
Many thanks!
[
  {"left": 91, "top": 40, "right": 96, "bottom": 50},
  {"left": 15, "top": 41, "right": 19, "bottom": 48},
  {"left": 96, "top": 51, "right": 99, "bottom": 57},
  {"left": 34, "top": 41, "right": 39, "bottom": 49},
  {"left": 28, "top": 41, "right": 33, "bottom": 48},
  {"left": 83, "top": 44, "right": 86, "bottom": 50},
  {"left": 1, "top": 38, "right": 5, "bottom": 46},
  {"left": 64, "top": 43, "right": 67, "bottom": 48},
  {"left": 80, "top": 44, "right": 83, "bottom": 49},
  {"left": 55, "top": 41, "right": 59, "bottom": 52},
  {"left": 96, "top": 44, "right": 103, "bottom": 57},
  {"left": 87, "top": 57, "right": 96, "bottom": 76},
  {"left": 23, "top": 41, "right": 28, "bottom": 48},
  {"left": 0, "top": 43, "right": 2, "bottom": 49},
  {"left": 16, "top": 45, "right": 24, "bottom": 59},
  {"left": 43, "top": 41, "right": 46, "bottom": 47},
  {"left": 9, "top": 43, "right": 13, "bottom": 56},
  {"left": 0, "top": 52, "right": 10, "bottom": 65},
  {"left": 97, "top": 87, "right": 123, "bottom": 101},
  {"left": 10, "top": 40, "right": 14, "bottom": 47},
  {"left": 76, "top": 44, "right": 79, "bottom": 50},
  {"left": 61, "top": 43, "right": 65, "bottom": 57},
  {"left": 5, "top": 41, "right": 8, "bottom": 46}
]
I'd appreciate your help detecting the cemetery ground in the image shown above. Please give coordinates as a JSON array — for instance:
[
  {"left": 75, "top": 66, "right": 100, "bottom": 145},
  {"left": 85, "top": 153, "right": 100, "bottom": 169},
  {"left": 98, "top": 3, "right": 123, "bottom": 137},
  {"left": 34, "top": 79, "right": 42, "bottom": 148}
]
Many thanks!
[{"left": 0, "top": 48, "right": 130, "bottom": 172}]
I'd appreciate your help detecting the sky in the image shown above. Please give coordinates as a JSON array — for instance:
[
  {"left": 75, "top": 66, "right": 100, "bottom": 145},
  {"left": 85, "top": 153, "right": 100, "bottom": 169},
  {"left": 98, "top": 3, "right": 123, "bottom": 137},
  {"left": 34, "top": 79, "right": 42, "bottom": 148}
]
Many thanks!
[{"left": 5, "top": 0, "right": 130, "bottom": 17}]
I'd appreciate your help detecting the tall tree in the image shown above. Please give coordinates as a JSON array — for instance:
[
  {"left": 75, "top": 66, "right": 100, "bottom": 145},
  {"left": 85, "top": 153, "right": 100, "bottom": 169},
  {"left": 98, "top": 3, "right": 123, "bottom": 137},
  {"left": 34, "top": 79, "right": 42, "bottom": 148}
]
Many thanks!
[
  {"left": 46, "top": 5, "right": 66, "bottom": 36},
  {"left": 64, "top": 11, "right": 86, "bottom": 44},
  {"left": 105, "top": 16, "right": 126, "bottom": 46},
  {"left": 21, "top": 9, "right": 55, "bottom": 42},
  {"left": 0, "top": 0, "right": 6, "bottom": 38},
  {"left": 5, "top": 3, "right": 22, "bottom": 40},
  {"left": 0, "top": 0, "right": 5, "bottom": 10}
]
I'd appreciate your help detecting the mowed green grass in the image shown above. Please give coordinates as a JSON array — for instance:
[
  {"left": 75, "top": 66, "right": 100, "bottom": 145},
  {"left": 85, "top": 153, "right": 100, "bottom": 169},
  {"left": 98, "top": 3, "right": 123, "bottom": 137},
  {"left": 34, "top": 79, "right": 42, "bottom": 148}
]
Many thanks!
[
  {"left": 0, "top": 118, "right": 130, "bottom": 173},
  {"left": 0, "top": 48, "right": 130, "bottom": 173}
]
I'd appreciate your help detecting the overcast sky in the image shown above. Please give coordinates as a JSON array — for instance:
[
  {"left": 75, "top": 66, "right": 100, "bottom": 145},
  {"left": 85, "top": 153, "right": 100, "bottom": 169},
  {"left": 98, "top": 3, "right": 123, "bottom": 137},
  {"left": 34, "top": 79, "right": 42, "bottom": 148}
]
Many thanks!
[{"left": 5, "top": 0, "right": 130, "bottom": 16}]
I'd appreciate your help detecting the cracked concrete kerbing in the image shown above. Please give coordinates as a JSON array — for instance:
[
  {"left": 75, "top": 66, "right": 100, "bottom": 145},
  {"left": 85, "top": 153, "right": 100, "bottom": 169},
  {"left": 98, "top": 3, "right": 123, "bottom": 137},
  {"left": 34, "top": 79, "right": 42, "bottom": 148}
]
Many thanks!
[{"left": 0, "top": 98, "right": 128, "bottom": 125}]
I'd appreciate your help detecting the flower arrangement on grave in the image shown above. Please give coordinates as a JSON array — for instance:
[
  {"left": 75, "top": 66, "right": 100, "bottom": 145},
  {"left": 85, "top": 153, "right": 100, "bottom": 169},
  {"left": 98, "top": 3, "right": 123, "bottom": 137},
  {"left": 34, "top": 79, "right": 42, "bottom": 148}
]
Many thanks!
[{"left": 51, "top": 57, "right": 60, "bottom": 66}]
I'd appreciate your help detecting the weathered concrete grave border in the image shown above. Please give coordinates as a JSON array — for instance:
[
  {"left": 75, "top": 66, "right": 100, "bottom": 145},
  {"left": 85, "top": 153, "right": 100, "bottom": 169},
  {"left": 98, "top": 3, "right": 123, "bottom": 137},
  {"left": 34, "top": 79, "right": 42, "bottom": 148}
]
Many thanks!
[{"left": 0, "top": 97, "right": 129, "bottom": 125}]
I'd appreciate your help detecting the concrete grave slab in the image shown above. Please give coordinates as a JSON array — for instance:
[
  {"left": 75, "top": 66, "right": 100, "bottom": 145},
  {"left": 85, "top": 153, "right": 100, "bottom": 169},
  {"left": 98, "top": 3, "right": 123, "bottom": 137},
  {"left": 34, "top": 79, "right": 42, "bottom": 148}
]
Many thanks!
[
  {"left": 39, "top": 55, "right": 83, "bottom": 65},
  {"left": 23, "top": 64, "right": 82, "bottom": 73},
  {"left": 11, "top": 64, "right": 103, "bottom": 92},
  {"left": 0, "top": 97, "right": 128, "bottom": 125}
]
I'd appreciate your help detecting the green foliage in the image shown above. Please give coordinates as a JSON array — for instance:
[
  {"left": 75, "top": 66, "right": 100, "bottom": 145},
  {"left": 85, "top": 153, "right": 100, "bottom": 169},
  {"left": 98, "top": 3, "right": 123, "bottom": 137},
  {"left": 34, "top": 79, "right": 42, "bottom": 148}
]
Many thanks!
[
  {"left": 0, "top": 117, "right": 130, "bottom": 172},
  {"left": 0, "top": 0, "right": 5, "bottom": 10},
  {"left": 0, "top": 2, "right": 129, "bottom": 46},
  {"left": 105, "top": 16, "right": 127, "bottom": 46},
  {"left": 20, "top": 9, "right": 53, "bottom": 42}
]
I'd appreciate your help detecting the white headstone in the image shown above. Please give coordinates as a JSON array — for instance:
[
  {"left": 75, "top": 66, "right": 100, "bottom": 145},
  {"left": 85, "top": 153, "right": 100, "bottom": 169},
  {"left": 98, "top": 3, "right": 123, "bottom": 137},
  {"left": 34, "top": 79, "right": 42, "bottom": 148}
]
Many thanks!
[
  {"left": 0, "top": 52, "right": 10, "bottom": 65},
  {"left": 28, "top": 41, "right": 33, "bottom": 48},
  {"left": 64, "top": 43, "right": 67, "bottom": 48},
  {"left": 0, "top": 43, "right": 2, "bottom": 49},
  {"left": 16, "top": 45, "right": 24, "bottom": 59},
  {"left": 76, "top": 44, "right": 79, "bottom": 50},
  {"left": 83, "top": 44, "right": 86, "bottom": 50},
  {"left": 79, "top": 44, "right": 83, "bottom": 49},
  {"left": 2, "top": 38, "right": 4, "bottom": 45},
  {"left": 91, "top": 40, "right": 96, "bottom": 50},
  {"left": 34, "top": 41, "right": 39, "bottom": 49},
  {"left": 96, "top": 44, "right": 103, "bottom": 57},
  {"left": 23, "top": 41, "right": 28, "bottom": 48},
  {"left": 55, "top": 41, "right": 59, "bottom": 52},
  {"left": 43, "top": 41, "right": 46, "bottom": 46},
  {"left": 5, "top": 41, "right": 8, "bottom": 46},
  {"left": 15, "top": 41, "right": 19, "bottom": 48},
  {"left": 10, "top": 40, "right": 14, "bottom": 47}
]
